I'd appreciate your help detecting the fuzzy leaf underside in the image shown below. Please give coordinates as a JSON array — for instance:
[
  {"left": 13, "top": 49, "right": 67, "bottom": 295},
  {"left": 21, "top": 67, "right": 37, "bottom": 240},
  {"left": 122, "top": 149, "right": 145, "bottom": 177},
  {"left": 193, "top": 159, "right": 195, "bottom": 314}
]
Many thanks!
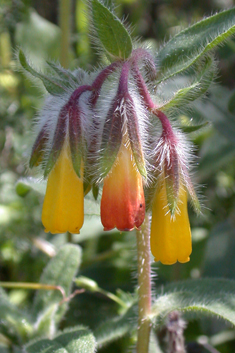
[
  {"left": 91, "top": 0, "right": 132, "bottom": 60},
  {"left": 157, "top": 8, "right": 235, "bottom": 81},
  {"left": 160, "top": 56, "right": 216, "bottom": 111},
  {"left": 18, "top": 50, "right": 66, "bottom": 95},
  {"left": 33, "top": 244, "right": 82, "bottom": 322},
  {"left": 152, "top": 278, "right": 235, "bottom": 328},
  {"left": 25, "top": 326, "right": 96, "bottom": 353}
]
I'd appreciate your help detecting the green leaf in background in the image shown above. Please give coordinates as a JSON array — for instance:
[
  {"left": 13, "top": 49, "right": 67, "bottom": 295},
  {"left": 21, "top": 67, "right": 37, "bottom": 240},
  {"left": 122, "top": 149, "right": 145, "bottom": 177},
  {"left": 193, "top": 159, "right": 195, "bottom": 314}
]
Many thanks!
[
  {"left": 228, "top": 89, "right": 235, "bottom": 114},
  {"left": 0, "top": 287, "right": 33, "bottom": 344},
  {"left": 180, "top": 121, "right": 209, "bottom": 133},
  {"left": 203, "top": 220, "right": 235, "bottom": 279},
  {"left": 18, "top": 50, "right": 66, "bottom": 95},
  {"left": 16, "top": 178, "right": 47, "bottom": 197},
  {"left": 33, "top": 244, "right": 82, "bottom": 323},
  {"left": 15, "top": 10, "right": 61, "bottom": 66},
  {"left": 161, "top": 56, "right": 215, "bottom": 111},
  {"left": 152, "top": 279, "right": 235, "bottom": 328},
  {"left": 91, "top": 0, "right": 132, "bottom": 60},
  {"left": 157, "top": 8, "right": 235, "bottom": 81},
  {"left": 94, "top": 301, "right": 137, "bottom": 348},
  {"left": 15, "top": 177, "right": 100, "bottom": 217},
  {"left": 194, "top": 86, "right": 235, "bottom": 146},
  {"left": 198, "top": 132, "right": 235, "bottom": 181},
  {"left": 25, "top": 326, "right": 96, "bottom": 353}
]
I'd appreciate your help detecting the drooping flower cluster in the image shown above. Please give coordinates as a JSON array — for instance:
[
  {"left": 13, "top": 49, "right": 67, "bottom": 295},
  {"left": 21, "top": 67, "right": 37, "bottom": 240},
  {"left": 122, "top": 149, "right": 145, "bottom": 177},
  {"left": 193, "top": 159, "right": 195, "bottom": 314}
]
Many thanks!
[{"left": 29, "top": 48, "right": 200, "bottom": 265}]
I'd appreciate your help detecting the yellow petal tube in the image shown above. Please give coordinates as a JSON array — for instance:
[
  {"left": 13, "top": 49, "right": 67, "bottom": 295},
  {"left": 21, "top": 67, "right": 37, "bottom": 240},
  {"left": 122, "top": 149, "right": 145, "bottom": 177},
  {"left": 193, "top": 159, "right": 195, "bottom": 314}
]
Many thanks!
[
  {"left": 42, "top": 142, "right": 84, "bottom": 234},
  {"left": 150, "top": 181, "right": 191, "bottom": 265}
]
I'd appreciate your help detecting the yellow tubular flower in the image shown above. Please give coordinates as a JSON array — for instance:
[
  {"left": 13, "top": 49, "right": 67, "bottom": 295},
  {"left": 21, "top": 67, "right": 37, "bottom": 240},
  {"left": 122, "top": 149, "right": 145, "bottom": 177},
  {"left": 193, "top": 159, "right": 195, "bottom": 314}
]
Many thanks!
[
  {"left": 150, "top": 181, "right": 191, "bottom": 265},
  {"left": 42, "top": 142, "right": 84, "bottom": 234}
]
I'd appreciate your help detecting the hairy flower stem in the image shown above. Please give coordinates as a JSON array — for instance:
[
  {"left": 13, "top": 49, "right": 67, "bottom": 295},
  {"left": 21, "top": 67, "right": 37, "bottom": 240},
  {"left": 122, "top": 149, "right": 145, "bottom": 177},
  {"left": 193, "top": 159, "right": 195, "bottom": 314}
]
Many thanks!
[
  {"left": 59, "top": 0, "right": 71, "bottom": 68},
  {"left": 136, "top": 215, "right": 152, "bottom": 353}
]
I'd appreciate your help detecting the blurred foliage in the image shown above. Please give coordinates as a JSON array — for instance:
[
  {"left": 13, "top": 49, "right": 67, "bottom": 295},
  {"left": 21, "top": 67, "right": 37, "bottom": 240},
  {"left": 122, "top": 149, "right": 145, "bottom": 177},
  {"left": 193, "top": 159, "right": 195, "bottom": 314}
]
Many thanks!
[{"left": 0, "top": 0, "right": 235, "bottom": 352}]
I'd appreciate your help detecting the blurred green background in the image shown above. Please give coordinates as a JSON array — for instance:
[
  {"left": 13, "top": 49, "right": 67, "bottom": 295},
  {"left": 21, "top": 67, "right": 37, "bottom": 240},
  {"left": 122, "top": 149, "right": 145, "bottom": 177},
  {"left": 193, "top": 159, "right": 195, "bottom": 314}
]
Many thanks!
[{"left": 0, "top": 0, "right": 235, "bottom": 352}]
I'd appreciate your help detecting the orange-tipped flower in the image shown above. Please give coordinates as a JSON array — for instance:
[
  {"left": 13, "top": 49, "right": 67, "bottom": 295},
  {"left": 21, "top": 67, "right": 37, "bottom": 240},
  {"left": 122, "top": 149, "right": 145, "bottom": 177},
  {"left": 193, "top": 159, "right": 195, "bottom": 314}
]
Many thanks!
[
  {"left": 101, "top": 140, "right": 145, "bottom": 231},
  {"left": 42, "top": 141, "right": 84, "bottom": 234}
]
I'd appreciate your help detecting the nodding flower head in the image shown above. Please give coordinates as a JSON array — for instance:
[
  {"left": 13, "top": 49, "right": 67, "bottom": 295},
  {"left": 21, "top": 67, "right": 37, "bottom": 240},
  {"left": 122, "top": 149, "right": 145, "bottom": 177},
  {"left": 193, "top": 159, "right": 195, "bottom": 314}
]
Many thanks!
[
  {"left": 150, "top": 111, "right": 200, "bottom": 264},
  {"left": 27, "top": 47, "right": 201, "bottom": 260},
  {"left": 30, "top": 84, "right": 92, "bottom": 234}
]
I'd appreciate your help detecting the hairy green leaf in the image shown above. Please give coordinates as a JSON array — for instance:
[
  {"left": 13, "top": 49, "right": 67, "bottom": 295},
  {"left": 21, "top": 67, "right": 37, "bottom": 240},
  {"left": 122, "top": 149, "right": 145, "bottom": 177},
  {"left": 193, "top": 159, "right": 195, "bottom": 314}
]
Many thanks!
[
  {"left": 33, "top": 244, "right": 82, "bottom": 323},
  {"left": 46, "top": 61, "right": 78, "bottom": 86},
  {"left": 18, "top": 50, "right": 66, "bottom": 94},
  {"left": 25, "top": 326, "right": 96, "bottom": 353},
  {"left": 91, "top": 0, "right": 132, "bottom": 60},
  {"left": 33, "top": 304, "right": 58, "bottom": 338},
  {"left": 157, "top": 8, "right": 235, "bottom": 81},
  {"left": 161, "top": 56, "right": 215, "bottom": 111},
  {"left": 152, "top": 279, "right": 235, "bottom": 328}
]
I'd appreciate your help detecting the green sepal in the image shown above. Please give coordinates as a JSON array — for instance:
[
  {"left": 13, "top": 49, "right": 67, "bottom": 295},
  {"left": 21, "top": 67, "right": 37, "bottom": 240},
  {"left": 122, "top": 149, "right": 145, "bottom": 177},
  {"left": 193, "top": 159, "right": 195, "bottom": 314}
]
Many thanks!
[
  {"left": 183, "top": 167, "right": 201, "bottom": 214},
  {"left": 100, "top": 98, "right": 124, "bottom": 177},
  {"left": 44, "top": 107, "right": 68, "bottom": 177},
  {"left": 164, "top": 163, "right": 180, "bottom": 216},
  {"left": 126, "top": 97, "right": 147, "bottom": 178},
  {"left": 18, "top": 50, "right": 66, "bottom": 95},
  {"left": 91, "top": 0, "right": 132, "bottom": 60},
  {"left": 29, "top": 124, "right": 48, "bottom": 168},
  {"left": 157, "top": 8, "right": 235, "bottom": 81},
  {"left": 83, "top": 180, "right": 92, "bottom": 196},
  {"left": 92, "top": 184, "right": 99, "bottom": 200},
  {"left": 69, "top": 104, "right": 83, "bottom": 178}
]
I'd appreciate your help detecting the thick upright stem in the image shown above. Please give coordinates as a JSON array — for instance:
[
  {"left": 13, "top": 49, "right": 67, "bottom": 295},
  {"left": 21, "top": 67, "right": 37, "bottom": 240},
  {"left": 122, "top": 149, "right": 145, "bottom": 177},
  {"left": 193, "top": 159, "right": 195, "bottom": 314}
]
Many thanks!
[
  {"left": 136, "top": 215, "right": 152, "bottom": 353},
  {"left": 59, "top": 0, "right": 71, "bottom": 68}
]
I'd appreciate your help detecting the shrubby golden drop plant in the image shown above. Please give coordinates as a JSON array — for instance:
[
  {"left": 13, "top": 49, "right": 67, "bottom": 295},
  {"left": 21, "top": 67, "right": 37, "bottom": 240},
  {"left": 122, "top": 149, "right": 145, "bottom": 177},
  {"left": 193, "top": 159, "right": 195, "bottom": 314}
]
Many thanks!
[{"left": 15, "top": 2, "right": 235, "bottom": 352}]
